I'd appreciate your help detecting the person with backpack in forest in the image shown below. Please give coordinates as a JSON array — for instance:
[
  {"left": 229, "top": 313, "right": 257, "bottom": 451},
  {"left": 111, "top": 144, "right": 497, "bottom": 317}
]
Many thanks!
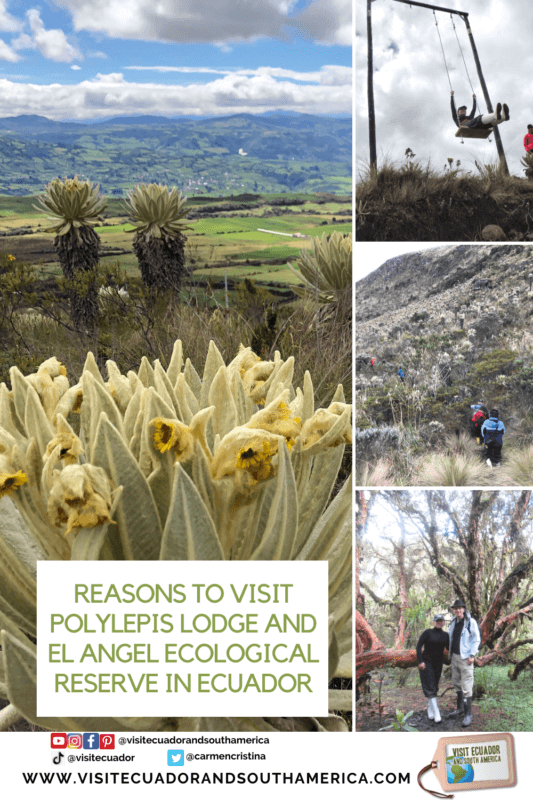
[
  {"left": 470, "top": 404, "right": 489, "bottom": 444},
  {"left": 481, "top": 409, "right": 505, "bottom": 466},
  {"left": 447, "top": 599, "right": 481, "bottom": 727},
  {"left": 416, "top": 614, "right": 449, "bottom": 724}
]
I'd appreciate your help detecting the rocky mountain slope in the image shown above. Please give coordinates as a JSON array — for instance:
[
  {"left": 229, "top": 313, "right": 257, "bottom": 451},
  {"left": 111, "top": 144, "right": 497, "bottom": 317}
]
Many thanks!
[
  {"left": 356, "top": 244, "right": 533, "bottom": 352},
  {"left": 355, "top": 244, "right": 533, "bottom": 485}
]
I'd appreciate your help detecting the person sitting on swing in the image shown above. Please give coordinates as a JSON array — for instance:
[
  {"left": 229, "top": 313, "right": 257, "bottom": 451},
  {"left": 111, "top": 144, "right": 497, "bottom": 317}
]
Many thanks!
[{"left": 451, "top": 91, "right": 509, "bottom": 130}]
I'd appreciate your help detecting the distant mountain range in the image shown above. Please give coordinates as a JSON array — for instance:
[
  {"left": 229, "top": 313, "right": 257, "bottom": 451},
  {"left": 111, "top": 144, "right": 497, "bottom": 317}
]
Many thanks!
[
  {"left": 0, "top": 112, "right": 351, "bottom": 156},
  {"left": 0, "top": 112, "right": 352, "bottom": 196}
]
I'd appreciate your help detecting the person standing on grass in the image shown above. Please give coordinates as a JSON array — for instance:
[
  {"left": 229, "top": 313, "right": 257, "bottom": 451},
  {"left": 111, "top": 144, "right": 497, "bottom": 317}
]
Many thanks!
[
  {"left": 416, "top": 614, "right": 449, "bottom": 724},
  {"left": 448, "top": 599, "right": 480, "bottom": 728},
  {"left": 398, "top": 367, "right": 405, "bottom": 383},
  {"left": 524, "top": 125, "right": 533, "bottom": 154},
  {"left": 481, "top": 409, "right": 505, "bottom": 467}
]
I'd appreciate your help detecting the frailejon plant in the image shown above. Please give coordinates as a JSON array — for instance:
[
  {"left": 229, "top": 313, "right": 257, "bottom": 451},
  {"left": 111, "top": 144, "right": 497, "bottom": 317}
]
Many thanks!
[
  {"left": 288, "top": 231, "right": 352, "bottom": 307},
  {"left": 33, "top": 177, "right": 107, "bottom": 330},
  {"left": 0, "top": 342, "right": 352, "bottom": 733},
  {"left": 123, "top": 184, "right": 192, "bottom": 297}
]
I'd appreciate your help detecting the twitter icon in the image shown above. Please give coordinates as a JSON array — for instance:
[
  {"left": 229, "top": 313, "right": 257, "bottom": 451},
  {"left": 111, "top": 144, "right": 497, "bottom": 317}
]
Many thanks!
[{"left": 167, "top": 750, "right": 185, "bottom": 766}]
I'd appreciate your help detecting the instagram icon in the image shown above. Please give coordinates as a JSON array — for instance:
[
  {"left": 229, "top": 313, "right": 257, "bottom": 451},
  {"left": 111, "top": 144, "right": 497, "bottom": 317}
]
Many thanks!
[{"left": 67, "top": 734, "right": 82, "bottom": 749}]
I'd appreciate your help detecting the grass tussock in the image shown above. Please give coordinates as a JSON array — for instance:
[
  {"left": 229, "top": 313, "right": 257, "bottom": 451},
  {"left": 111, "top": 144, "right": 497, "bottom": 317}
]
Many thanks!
[
  {"left": 356, "top": 154, "right": 533, "bottom": 242},
  {"left": 497, "top": 446, "right": 533, "bottom": 486},
  {"left": 355, "top": 458, "right": 398, "bottom": 488},
  {"left": 416, "top": 452, "right": 490, "bottom": 486}
]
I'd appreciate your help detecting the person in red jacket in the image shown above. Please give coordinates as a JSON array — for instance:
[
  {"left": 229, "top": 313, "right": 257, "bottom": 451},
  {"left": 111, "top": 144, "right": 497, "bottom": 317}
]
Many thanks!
[
  {"left": 470, "top": 404, "right": 489, "bottom": 444},
  {"left": 524, "top": 125, "right": 533, "bottom": 153}
]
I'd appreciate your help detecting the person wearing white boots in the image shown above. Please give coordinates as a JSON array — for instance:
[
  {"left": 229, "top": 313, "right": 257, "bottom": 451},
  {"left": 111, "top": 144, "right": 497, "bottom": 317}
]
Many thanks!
[{"left": 416, "top": 614, "right": 449, "bottom": 724}]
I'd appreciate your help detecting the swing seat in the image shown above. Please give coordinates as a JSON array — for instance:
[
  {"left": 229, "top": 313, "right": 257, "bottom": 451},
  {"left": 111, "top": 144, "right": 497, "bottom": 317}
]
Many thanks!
[{"left": 455, "top": 126, "right": 493, "bottom": 139}]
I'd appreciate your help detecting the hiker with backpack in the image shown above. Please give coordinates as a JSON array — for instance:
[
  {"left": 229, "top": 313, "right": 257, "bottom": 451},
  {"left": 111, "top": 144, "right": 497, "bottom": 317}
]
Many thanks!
[
  {"left": 470, "top": 403, "right": 489, "bottom": 444},
  {"left": 448, "top": 599, "right": 481, "bottom": 728},
  {"left": 481, "top": 409, "right": 505, "bottom": 466},
  {"left": 398, "top": 367, "right": 405, "bottom": 383},
  {"left": 416, "top": 614, "right": 449, "bottom": 724}
]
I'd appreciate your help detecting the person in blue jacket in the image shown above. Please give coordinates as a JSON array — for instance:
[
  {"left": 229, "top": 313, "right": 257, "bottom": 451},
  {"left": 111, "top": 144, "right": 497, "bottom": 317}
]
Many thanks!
[
  {"left": 447, "top": 599, "right": 480, "bottom": 727},
  {"left": 398, "top": 367, "right": 405, "bottom": 383},
  {"left": 481, "top": 409, "right": 505, "bottom": 466}
]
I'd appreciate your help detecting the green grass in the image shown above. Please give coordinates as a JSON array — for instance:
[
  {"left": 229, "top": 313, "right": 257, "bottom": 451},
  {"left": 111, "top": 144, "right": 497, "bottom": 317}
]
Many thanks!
[
  {"left": 305, "top": 222, "right": 353, "bottom": 235},
  {"left": 476, "top": 665, "right": 533, "bottom": 732},
  {"left": 236, "top": 245, "right": 305, "bottom": 260},
  {"left": 192, "top": 264, "right": 303, "bottom": 284}
]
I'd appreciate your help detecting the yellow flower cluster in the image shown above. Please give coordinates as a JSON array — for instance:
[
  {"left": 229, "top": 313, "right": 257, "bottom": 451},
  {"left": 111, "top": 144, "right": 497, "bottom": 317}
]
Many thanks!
[
  {"left": 0, "top": 341, "right": 351, "bottom": 544},
  {"left": 0, "top": 469, "right": 27, "bottom": 497},
  {"left": 48, "top": 464, "right": 114, "bottom": 536}
]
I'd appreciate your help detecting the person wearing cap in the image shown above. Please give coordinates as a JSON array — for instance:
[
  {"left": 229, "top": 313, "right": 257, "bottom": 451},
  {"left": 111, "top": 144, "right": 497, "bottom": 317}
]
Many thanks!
[
  {"left": 451, "top": 91, "right": 510, "bottom": 131},
  {"left": 524, "top": 125, "right": 533, "bottom": 154},
  {"left": 416, "top": 614, "right": 449, "bottom": 724},
  {"left": 448, "top": 599, "right": 481, "bottom": 727},
  {"left": 481, "top": 409, "right": 505, "bottom": 467}
]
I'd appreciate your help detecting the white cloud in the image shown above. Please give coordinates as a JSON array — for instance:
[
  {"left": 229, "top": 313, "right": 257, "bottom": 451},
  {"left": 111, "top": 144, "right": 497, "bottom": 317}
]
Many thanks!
[
  {"left": 71, "top": 64, "right": 81, "bottom": 69},
  {"left": 88, "top": 51, "right": 108, "bottom": 58},
  {"left": 11, "top": 32, "right": 34, "bottom": 51},
  {"left": 25, "top": 9, "right": 82, "bottom": 62},
  {"left": 0, "top": 37, "right": 20, "bottom": 61},
  {"left": 124, "top": 64, "right": 352, "bottom": 85},
  {"left": 0, "top": 70, "right": 352, "bottom": 119},
  {"left": 0, "top": 1, "right": 21, "bottom": 33},
  {"left": 291, "top": 0, "right": 352, "bottom": 45},
  {"left": 54, "top": 0, "right": 343, "bottom": 45}
]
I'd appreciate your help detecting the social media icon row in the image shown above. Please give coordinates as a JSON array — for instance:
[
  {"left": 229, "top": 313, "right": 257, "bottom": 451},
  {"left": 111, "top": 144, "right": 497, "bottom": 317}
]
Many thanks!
[{"left": 51, "top": 733, "right": 115, "bottom": 750}]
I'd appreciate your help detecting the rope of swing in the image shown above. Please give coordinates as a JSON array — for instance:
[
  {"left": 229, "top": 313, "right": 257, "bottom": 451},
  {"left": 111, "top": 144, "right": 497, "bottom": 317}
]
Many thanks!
[
  {"left": 450, "top": 13, "right": 476, "bottom": 95},
  {"left": 433, "top": 10, "right": 453, "bottom": 91}
]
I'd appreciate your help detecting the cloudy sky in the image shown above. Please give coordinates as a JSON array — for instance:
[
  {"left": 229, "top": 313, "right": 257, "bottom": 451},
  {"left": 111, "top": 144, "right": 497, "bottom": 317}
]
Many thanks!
[
  {"left": 0, "top": 0, "right": 352, "bottom": 120},
  {"left": 356, "top": 0, "right": 531, "bottom": 178}
]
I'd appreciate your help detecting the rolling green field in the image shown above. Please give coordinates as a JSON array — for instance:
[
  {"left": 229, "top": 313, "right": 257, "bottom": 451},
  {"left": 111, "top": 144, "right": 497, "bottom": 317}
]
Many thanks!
[{"left": 0, "top": 192, "right": 352, "bottom": 296}]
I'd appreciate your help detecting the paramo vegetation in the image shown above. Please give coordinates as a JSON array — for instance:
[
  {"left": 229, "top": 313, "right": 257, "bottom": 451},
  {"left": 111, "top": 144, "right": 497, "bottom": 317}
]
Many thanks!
[{"left": 0, "top": 177, "right": 352, "bottom": 733}]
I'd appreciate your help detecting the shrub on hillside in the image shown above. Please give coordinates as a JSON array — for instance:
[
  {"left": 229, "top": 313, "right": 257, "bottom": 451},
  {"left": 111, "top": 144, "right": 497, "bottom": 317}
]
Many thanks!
[{"left": 355, "top": 426, "right": 402, "bottom": 461}]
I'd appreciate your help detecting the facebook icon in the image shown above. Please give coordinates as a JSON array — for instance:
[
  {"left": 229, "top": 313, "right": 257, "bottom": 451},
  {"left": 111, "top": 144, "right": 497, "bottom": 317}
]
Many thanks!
[{"left": 83, "top": 733, "right": 100, "bottom": 750}]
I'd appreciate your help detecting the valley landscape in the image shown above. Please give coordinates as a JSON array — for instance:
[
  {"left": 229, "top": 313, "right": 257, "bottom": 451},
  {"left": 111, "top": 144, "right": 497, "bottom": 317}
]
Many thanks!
[{"left": 0, "top": 112, "right": 351, "bottom": 197}]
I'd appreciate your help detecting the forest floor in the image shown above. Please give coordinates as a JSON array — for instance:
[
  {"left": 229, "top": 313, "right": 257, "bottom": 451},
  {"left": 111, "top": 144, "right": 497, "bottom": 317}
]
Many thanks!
[{"left": 356, "top": 666, "right": 533, "bottom": 733}]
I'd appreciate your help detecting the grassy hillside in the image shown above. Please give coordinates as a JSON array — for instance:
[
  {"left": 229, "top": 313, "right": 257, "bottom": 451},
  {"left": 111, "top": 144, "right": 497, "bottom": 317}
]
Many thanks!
[{"left": 356, "top": 156, "right": 533, "bottom": 241}]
